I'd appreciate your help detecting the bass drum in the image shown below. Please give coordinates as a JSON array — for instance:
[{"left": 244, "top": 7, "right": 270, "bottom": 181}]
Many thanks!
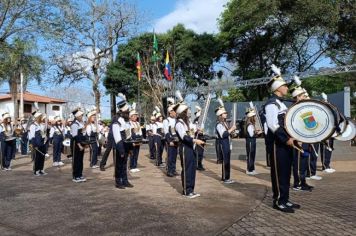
[
  {"left": 285, "top": 99, "right": 336, "bottom": 143},
  {"left": 335, "top": 119, "right": 356, "bottom": 141}
]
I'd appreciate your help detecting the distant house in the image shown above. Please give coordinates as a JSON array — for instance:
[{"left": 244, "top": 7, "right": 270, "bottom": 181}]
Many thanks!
[{"left": 0, "top": 92, "right": 66, "bottom": 120}]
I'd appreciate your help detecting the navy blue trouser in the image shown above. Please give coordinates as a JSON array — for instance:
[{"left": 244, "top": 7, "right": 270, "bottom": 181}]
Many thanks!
[
  {"left": 100, "top": 137, "right": 114, "bottom": 167},
  {"left": 2, "top": 140, "right": 15, "bottom": 168},
  {"left": 218, "top": 140, "right": 231, "bottom": 181},
  {"left": 215, "top": 140, "right": 222, "bottom": 162},
  {"left": 308, "top": 143, "right": 319, "bottom": 176},
  {"left": 89, "top": 142, "right": 99, "bottom": 167},
  {"left": 154, "top": 135, "right": 163, "bottom": 165},
  {"left": 115, "top": 141, "right": 129, "bottom": 185},
  {"left": 33, "top": 145, "right": 46, "bottom": 172},
  {"left": 53, "top": 135, "right": 63, "bottom": 162},
  {"left": 130, "top": 145, "right": 140, "bottom": 169},
  {"left": 320, "top": 139, "right": 334, "bottom": 170},
  {"left": 72, "top": 140, "right": 84, "bottom": 178},
  {"left": 181, "top": 144, "right": 197, "bottom": 195},
  {"left": 293, "top": 150, "right": 308, "bottom": 186},
  {"left": 167, "top": 144, "right": 178, "bottom": 174},
  {"left": 21, "top": 132, "right": 28, "bottom": 155},
  {"left": 270, "top": 143, "right": 293, "bottom": 205},
  {"left": 246, "top": 137, "right": 256, "bottom": 172},
  {"left": 195, "top": 145, "right": 204, "bottom": 168},
  {"left": 264, "top": 139, "right": 273, "bottom": 167},
  {"left": 148, "top": 136, "right": 155, "bottom": 159}
]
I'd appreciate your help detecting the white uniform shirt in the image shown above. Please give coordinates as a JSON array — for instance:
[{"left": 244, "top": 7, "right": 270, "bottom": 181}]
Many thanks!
[
  {"left": 50, "top": 125, "right": 64, "bottom": 138},
  {"left": 86, "top": 123, "right": 97, "bottom": 136},
  {"left": 130, "top": 121, "right": 142, "bottom": 135},
  {"left": 152, "top": 121, "right": 163, "bottom": 135},
  {"left": 216, "top": 122, "right": 228, "bottom": 138},
  {"left": 247, "top": 124, "right": 255, "bottom": 138},
  {"left": 29, "top": 122, "right": 41, "bottom": 140},
  {"left": 71, "top": 120, "right": 84, "bottom": 137},
  {"left": 265, "top": 99, "right": 288, "bottom": 133},
  {"left": 163, "top": 117, "right": 176, "bottom": 135}
]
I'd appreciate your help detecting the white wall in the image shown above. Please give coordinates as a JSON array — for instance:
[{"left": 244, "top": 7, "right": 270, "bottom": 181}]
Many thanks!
[{"left": 0, "top": 101, "right": 64, "bottom": 120}]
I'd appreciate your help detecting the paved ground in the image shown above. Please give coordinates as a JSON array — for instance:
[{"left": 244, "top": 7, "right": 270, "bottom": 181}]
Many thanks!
[{"left": 0, "top": 140, "right": 355, "bottom": 236}]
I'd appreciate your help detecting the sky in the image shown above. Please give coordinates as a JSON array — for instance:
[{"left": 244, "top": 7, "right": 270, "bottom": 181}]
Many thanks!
[{"left": 1, "top": 0, "right": 229, "bottom": 119}]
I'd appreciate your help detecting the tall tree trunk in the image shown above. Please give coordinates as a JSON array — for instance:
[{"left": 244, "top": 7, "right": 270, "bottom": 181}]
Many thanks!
[{"left": 9, "top": 75, "right": 19, "bottom": 119}]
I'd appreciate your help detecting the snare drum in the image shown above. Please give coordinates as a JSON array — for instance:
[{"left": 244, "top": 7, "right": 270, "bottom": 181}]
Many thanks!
[{"left": 285, "top": 99, "right": 336, "bottom": 143}]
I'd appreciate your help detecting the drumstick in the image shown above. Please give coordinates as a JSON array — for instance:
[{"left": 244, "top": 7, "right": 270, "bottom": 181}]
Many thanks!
[
  {"left": 292, "top": 145, "right": 304, "bottom": 154},
  {"left": 311, "top": 144, "right": 319, "bottom": 157}
]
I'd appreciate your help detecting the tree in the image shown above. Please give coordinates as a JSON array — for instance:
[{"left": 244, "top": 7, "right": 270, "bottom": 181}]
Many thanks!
[
  {"left": 219, "top": 0, "right": 341, "bottom": 100},
  {"left": 0, "top": 39, "right": 43, "bottom": 118},
  {"left": 50, "top": 0, "right": 139, "bottom": 116},
  {"left": 104, "top": 25, "right": 222, "bottom": 118}
]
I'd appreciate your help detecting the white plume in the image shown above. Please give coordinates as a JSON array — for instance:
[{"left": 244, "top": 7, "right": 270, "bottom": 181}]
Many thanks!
[
  {"left": 249, "top": 101, "right": 254, "bottom": 109},
  {"left": 6, "top": 105, "right": 10, "bottom": 113},
  {"left": 175, "top": 90, "right": 184, "bottom": 103},
  {"left": 271, "top": 64, "right": 281, "bottom": 76},
  {"left": 34, "top": 102, "right": 39, "bottom": 110},
  {"left": 117, "top": 93, "right": 126, "bottom": 101},
  {"left": 293, "top": 75, "right": 302, "bottom": 86},
  {"left": 155, "top": 106, "right": 160, "bottom": 113},
  {"left": 321, "top": 92, "right": 328, "bottom": 101},
  {"left": 131, "top": 102, "right": 136, "bottom": 110},
  {"left": 195, "top": 105, "right": 202, "bottom": 111},
  {"left": 217, "top": 97, "right": 224, "bottom": 107},
  {"left": 167, "top": 97, "right": 175, "bottom": 105}
]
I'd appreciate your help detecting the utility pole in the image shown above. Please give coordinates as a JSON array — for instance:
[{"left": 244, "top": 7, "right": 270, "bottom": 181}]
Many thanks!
[{"left": 19, "top": 70, "right": 24, "bottom": 118}]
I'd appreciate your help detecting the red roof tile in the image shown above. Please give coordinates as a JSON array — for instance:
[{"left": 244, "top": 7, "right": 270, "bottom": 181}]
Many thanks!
[{"left": 0, "top": 92, "right": 66, "bottom": 104}]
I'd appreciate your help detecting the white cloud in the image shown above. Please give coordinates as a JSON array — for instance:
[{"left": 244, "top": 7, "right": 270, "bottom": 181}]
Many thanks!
[{"left": 154, "top": 0, "right": 228, "bottom": 34}]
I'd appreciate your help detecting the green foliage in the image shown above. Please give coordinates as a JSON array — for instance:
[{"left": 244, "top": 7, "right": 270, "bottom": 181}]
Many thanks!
[
  {"left": 0, "top": 39, "right": 44, "bottom": 84},
  {"left": 104, "top": 25, "right": 222, "bottom": 99}
]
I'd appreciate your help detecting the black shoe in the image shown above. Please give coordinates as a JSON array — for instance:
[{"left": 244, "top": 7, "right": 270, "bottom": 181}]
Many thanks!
[
  {"left": 100, "top": 166, "right": 105, "bottom": 171},
  {"left": 173, "top": 171, "right": 179, "bottom": 176},
  {"left": 167, "top": 172, "right": 174, "bottom": 177},
  {"left": 216, "top": 160, "right": 222, "bottom": 164},
  {"left": 124, "top": 182, "right": 134, "bottom": 188},
  {"left": 197, "top": 166, "right": 205, "bottom": 171},
  {"left": 301, "top": 185, "right": 312, "bottom": 191},
  {"left": 115, "top": 184, "right": 125, "bottom": 189},
  {"left": 273, "top": 203, "right": 295, "bottom": 213},
  {"left": 286, "top": 201, "right": 301, "bottom": 209},
  {"left": 303, "top": 183, "right": 314, "bottom": 189}
]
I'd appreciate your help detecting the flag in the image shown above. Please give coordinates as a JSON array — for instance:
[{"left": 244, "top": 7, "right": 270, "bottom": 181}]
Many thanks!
[
  {"left": 136, "top": 52, "right": 142, "bottom": 81},
  {"left": 152, "top": 32, "right": 159, "bottom": 62},
  {"left": 164, "top": 50, "right": 172, "bottom": 81}
]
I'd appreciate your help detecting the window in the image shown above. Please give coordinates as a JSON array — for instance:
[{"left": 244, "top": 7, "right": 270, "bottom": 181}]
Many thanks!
[
  {"left": 52, "top": 105, "right": 60, "bottom": 111},
  {"left": 24, "top": 104, "right": 32, "bottom": 113}
]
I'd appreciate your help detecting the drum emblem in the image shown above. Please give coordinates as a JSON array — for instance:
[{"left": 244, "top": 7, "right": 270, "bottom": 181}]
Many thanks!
[{"left": 301, "top": 111, "right": 318, "bottom": 130}]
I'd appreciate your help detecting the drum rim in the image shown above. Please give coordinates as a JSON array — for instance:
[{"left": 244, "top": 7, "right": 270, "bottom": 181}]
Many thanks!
[{"left": 285, "top": 99, "right": 336, "bottom": 143}]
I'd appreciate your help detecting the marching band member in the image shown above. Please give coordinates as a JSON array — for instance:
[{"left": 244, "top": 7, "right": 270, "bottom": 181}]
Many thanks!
[
  {"left": 152, "top": 107, "right": 165, "bottom": 167},
  {"left": 146, "top": 115, "right": 156, "bottom": 160},
  {"left": 49, "top": 116, "right": 65, "bottom": 167},
  {"left": 99, "top": 115, "right": 116, "bottom": 171},
  {"left": 64, "top": 118, "right": 73, "bottom": 159},
  {"left": 174, "top": 99, "right": 204, "bottom": 198},
  {"left": 71, "top": 108, "right": 87, "bottom": 183},
  {"left": 264, "top": 65, "right": 300, "bottom": 213},
  {"left": 29, "top": 111, "right": 47, "bottom": 176},
  {"left": 129, "top": 104, "right": 142, "bottom": 173},
  {"left": 1, "top": 112, "right": 16, "bottom": 170},
  {"left": 245, "top": 108, "right": 261, "bottom": 175},
  {"left": 113, "top": 97, "right": 133, "bottom": 189},
  {"left": 290, "top": 86, "right": 313, "bottom": 191},
  {"left": 40, "top": 115, "right": 50, "bottom": 158},
  {"left": 215, "top": 99, "right": 236, "bottom": 184},
  {"left": 320, "top": 93, "right": 336, "bottom": 174},
  {"left": 20, "top": 118, "right": 29, "bottom": 155},
  {"left": 86, "top": 109, "right": 99, "bottom": 169},
  {"left": 193, "top": 106, "right": 205, "bottom": 171},
  {"left": 97, "top": 120, "right": 104, "bottom": 156},
  {"left": 164, "top": 100, "right": 178, "bottom": 177}
]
